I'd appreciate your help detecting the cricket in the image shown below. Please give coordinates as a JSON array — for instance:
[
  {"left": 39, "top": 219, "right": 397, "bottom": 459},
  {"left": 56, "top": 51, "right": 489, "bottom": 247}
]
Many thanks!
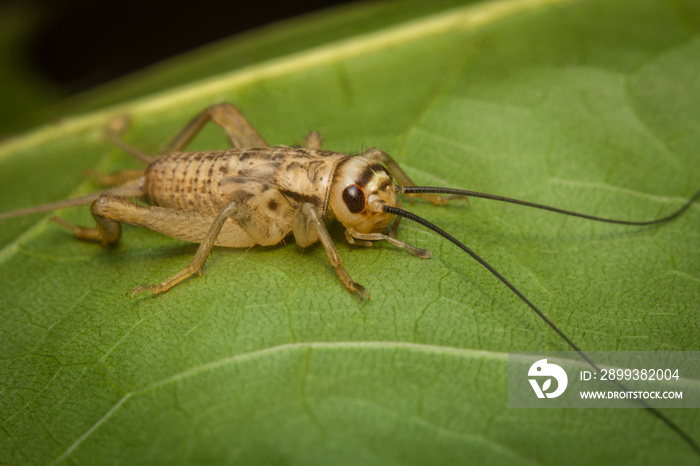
[{"left": 1, "top": 102, "right": 699, "bottom": 453}]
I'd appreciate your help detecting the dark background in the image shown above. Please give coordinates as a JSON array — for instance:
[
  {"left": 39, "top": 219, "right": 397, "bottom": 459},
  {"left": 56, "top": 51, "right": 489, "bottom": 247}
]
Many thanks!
[{"left": 20, "top": 0, "right": 360, "bottom": 95}]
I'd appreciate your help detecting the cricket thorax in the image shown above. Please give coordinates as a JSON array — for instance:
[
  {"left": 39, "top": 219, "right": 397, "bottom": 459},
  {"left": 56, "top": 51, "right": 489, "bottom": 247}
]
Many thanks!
[{"left": 273, "top": 146, "right": 350, "bottom": 216}]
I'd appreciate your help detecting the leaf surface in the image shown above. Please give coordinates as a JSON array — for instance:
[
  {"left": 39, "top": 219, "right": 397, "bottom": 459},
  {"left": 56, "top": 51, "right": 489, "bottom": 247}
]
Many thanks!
[{"left": 1, "top": 0, "right": 699, "bottom": 464}]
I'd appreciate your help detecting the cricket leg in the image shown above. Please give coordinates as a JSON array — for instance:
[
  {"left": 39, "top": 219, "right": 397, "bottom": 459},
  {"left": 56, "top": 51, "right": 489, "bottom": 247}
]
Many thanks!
[
  {"left": 47, "top": 179, "right": 148, "bottom": 243},
  {"left": 51, "top": 202, "right": 122, "bottom": 246},
  {"left": 78, "top": 193, "right": 282, "bottom": 248},
  {"left": 84, "top": 169, "right": 145, "bottom": 187},
  {"left": 121, "top": 198, "right": 286, "bottom": 296},
  {"left": 345, "top": 227, "right": 431, "bottom": 259},
  {"left": 165, "top": 103, "right": 268, "bottom": 152},
  {"left": 129, "top": 200, "right": 242, "bottom": 297},
  {"left": 293, "top": 203, "right": 369, "bottom": 299},
  {"left": 51, "top": 190, "right": 212, "bottom": 247},
  {"left": 104, "top": 116, "right": 156, "bottom": 164},
  {"left": 305, "top": 131, "right": 322, "bottom": 150},
  {"left": 50, "top": 194, "right": 254, "bottom": 296},
  {"left": 343, "top": 229, "right": 372, "bottom": 247}
]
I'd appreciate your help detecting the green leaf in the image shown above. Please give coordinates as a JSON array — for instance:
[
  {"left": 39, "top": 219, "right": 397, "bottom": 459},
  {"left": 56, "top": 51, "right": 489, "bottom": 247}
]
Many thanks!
[{"left": 1, "top": 0, "right": 699, "bottom": 464}]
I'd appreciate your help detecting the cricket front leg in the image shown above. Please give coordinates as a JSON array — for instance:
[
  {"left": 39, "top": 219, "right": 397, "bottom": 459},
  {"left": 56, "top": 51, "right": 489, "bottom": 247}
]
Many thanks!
[
  {"left": 345, "top": 227, "right": 431, "bottom": 259},
  {"left": 294, "top": 203, "right": 369, "bottom": 299}
]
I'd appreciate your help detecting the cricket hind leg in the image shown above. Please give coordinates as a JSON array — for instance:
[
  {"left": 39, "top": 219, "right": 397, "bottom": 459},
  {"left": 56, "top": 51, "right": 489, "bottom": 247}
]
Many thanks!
[
  {"left": 72, "top": 194, "right": 286, "bottom": 297},
  {"left": 49, "top": 194, "right": 241, "bottom": 294},
  {"left": 51, "top": 193, "right": 194, "bottom": 247},
  {"left": 293, "top": 203, "right": 369, "bottom": 299},
  {"left": 40, "top": 178, "right": 145, "bottom": 239},
  {"left": 165, "top": 103, "right": 269, "bottom": 152},
  {"left": 51, "top": 214, "right": 121, "bottom": 246},
  {"left": 105, "top": 103, "right": 269, "bottom": 163},
  {"left": 61, "top": 194, "right": 242, "bottom": 296}
]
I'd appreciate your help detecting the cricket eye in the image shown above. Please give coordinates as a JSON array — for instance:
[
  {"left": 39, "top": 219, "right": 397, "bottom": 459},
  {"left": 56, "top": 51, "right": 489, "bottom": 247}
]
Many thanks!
[{"left": 342, "top": 184, "right": 365, "bottom": 213}]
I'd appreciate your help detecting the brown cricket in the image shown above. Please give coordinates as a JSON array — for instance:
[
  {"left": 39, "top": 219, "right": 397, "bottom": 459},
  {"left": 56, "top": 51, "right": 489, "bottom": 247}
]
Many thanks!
[
  {"left": 1, "top": 102, "right": 700, "bottom": 452},
  {"left": 1, "top": 103, "right": 448, "bottom": 298}
]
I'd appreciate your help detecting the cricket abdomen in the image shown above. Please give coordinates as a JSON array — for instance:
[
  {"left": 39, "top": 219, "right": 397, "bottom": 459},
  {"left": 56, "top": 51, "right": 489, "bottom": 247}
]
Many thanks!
[
  {"left": 142, "top": 148, "right": 292, "bottom": 247},
  {"left": 144, "top": 149, "right": 253, "bottom": 216}
]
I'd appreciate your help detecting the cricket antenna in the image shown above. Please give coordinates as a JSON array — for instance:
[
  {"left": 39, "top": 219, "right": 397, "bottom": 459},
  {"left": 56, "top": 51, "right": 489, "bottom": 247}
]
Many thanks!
[
  {"left": 382, "top": 203, "right": 700, "bottom": 455},
  {"left": 0, "top": 179, "right": 144, "bottom": 221},
  {"left": 399, "top": 186, "right": 700, "bottom": 225}
]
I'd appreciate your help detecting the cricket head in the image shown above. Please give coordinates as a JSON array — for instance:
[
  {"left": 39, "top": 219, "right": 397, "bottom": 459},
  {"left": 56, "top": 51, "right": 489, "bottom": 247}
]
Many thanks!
[{"left": 330, "top": 156, "right": 398, "bottom": 233}]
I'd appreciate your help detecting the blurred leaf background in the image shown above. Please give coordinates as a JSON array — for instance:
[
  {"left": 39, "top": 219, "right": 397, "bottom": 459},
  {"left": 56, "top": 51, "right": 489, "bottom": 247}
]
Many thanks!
[{"left": 0, "top": 0, "right": 461, "bottom": 135}]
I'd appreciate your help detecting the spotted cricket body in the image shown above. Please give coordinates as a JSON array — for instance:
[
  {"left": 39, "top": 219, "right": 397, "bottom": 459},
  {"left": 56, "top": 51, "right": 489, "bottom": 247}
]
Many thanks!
[
  {"left": 143, "top": 147, "right": 349, "bottom": 247},
  {"left": 0, "top": 103, "right": 436, "bottom": 299},
  {"left": 122, "top": 142, "right": 418, "bottom": 299}
]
